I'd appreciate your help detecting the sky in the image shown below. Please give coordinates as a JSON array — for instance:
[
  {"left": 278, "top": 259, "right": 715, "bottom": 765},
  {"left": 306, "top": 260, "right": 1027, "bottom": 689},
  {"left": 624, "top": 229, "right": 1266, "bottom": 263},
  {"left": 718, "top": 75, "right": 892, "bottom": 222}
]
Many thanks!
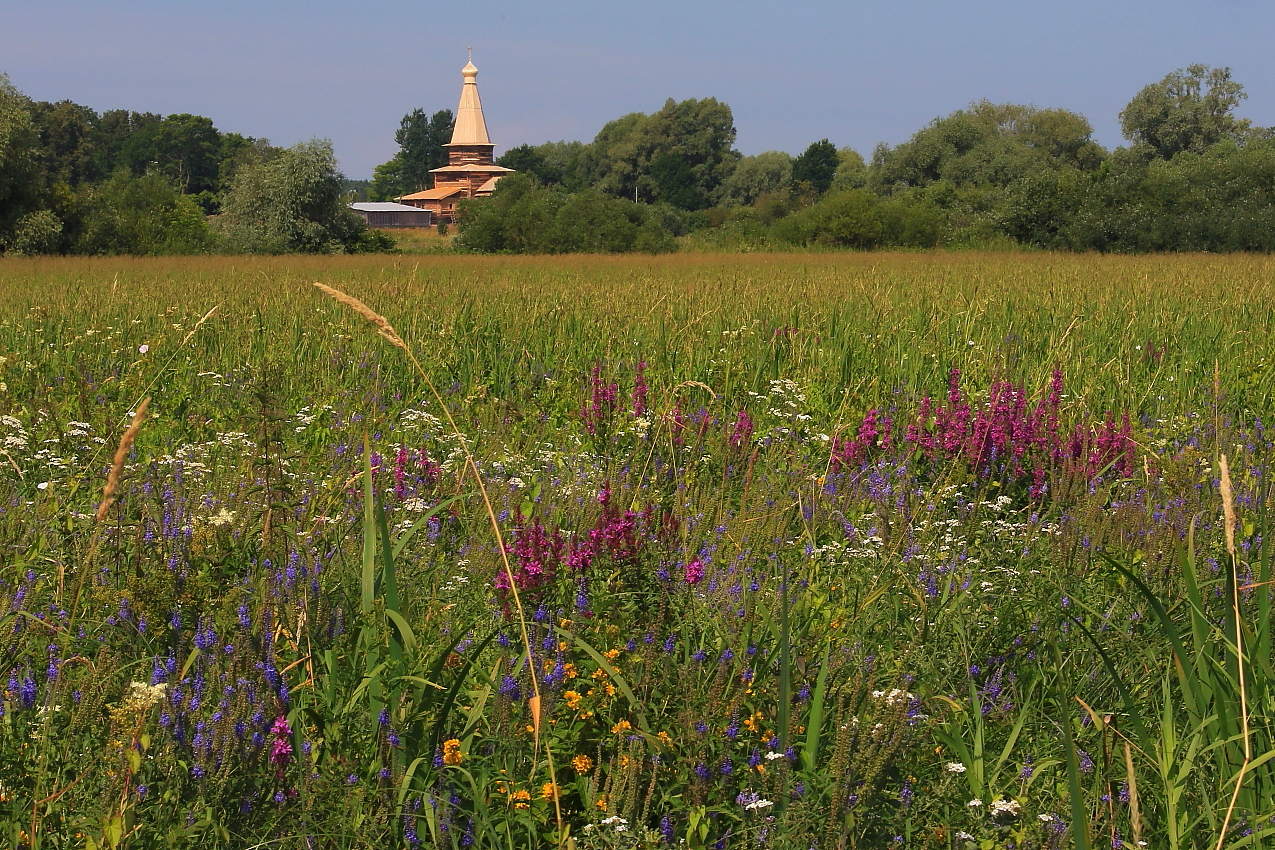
[{"left": 2, "top": 0, "right": 1272, "bottom": 179}]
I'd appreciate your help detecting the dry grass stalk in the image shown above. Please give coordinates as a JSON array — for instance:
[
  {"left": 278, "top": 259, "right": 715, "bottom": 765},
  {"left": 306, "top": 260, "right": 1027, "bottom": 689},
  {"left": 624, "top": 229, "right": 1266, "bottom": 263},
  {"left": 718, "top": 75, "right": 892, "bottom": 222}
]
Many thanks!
[
  {"left": 179, "top": 304, "right": 220, "bottom": 347},
  {"left": 1214, "top": 452, "right": 1251, "bottom": 850},
  {"left": 312, "top": 282, "right": 406, "bottom": 350},
  {"left": 96, "top": 397, "right": 150, "bottom": 522},
  {"left": 1220, "top": 454, "right": 1236, "bottom": 557}
]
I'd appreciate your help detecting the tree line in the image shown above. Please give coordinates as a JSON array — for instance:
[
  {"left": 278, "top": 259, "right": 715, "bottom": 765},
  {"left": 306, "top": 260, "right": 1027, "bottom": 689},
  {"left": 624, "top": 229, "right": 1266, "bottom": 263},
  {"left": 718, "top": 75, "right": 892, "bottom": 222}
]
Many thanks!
[
  {"left": 2, "top": 64, "right": 1272, "bottom": 255},
  {"left": 0, "top": 74, "right": 388, "bottom": 255},
  {"left": 456, "top": 64, "right": 1274, "bottom": 253}
]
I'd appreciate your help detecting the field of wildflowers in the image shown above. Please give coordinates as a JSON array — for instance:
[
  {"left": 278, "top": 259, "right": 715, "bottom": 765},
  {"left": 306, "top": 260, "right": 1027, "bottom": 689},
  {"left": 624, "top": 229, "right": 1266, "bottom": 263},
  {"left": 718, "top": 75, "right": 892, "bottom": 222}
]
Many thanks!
[{"left": 2, "top": 251, "right": 1275, "bottom": 849}]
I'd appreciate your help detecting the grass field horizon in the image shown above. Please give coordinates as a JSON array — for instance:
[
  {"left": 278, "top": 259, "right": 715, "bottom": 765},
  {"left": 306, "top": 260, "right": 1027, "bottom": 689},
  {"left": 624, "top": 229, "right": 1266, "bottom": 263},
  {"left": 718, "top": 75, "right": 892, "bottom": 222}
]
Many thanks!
[{"left": 2, "top": 251, "right": 1274, "bottom": 849}]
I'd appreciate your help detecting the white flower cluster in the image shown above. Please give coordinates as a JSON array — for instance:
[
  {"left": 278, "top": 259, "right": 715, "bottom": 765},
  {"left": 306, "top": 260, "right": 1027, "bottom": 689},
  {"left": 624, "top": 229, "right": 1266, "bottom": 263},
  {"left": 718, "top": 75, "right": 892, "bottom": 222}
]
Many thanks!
[
  {"left": 989, "top": 798, "right": 1021, "bottom": 818},
  {"left": 871, "top": 688, "right": 916, "bottom": 707}
]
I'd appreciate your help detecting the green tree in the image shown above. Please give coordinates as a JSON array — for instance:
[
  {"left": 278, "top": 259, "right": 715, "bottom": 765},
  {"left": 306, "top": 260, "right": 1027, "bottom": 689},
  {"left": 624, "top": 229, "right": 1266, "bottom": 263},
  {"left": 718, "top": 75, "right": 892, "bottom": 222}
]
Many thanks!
[
  {"left": 76, "top": 170, "right": 211, "bottom": 255},
  {"left": 871, "top": 101, "right": 1104, "bottom": 192},
  {"left": 152, "top": 113, "right": 221, "bottom": 193},
  {"left": 396, "top": 108, "right": 454, "bottom": 193},
  {"left": 498, "top": 142, "right": 592, "bottom": 189},
  {"left": 369, "top": 153, "right": 407, "bottom": 202},
  {"left": 587, "top": 98, "right": 738, "bottom": 208},
  {"left": 792, "top": 139, "right": 839, "bottom": 193},
  {"left": 829, "top": 148, "right": 868, "bottom": 192},
  {"left": 0, "top": 73, "right": 43, "bottom": 249},
  {"left": 215, "top": 139, "right": 366, "bottom": 254},
  {"left": 718, "top": 151, "right": 793, "bottom": 206},
  {"left": 1120, "top": 64, "right": 1250, "bottom": 159},
  {"left": 30, "top": 99, "right": 102, "bottom": 186}
]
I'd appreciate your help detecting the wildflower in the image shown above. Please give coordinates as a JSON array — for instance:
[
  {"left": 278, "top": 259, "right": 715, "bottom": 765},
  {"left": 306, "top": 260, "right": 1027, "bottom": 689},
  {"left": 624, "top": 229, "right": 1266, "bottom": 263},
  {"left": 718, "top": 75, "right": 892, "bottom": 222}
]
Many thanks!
[
  {"left": 945, "top": 761, "right": 967, "bottom": 773},
  {"left": 683, "top": 559, "right": 705, "bottom": 584},
  {"left": 564, "top": 690, "right": 582, "bottom": 710},
  {"left": 967, "top": 798, "right": 983, "bottom": 808},
  {"left": 595, "top": 793, "right": 608, "bottom": 812},
  {"left": 269, "top": 716, "right": 293, "bottom": 768},
  {"left": 743, "top": 797, "right": 774, "bottom": 811},
  {"left": 990, "top": 798, "right": 1021, "bottom": 818},
  {"left": 540, "top": 782, "right": 557, "bottom": 799},
  {"left": 572, "top": 754, "right": 593, "bottom": 773},
  {"left": 509, "top": 789, "right": 531, "bottom": 809},
  {"left": 442, "top": 739, "right": 463, "bottom": 766},
  {"left": 611, "top": 719, "right": 632, "bottom": 735}
]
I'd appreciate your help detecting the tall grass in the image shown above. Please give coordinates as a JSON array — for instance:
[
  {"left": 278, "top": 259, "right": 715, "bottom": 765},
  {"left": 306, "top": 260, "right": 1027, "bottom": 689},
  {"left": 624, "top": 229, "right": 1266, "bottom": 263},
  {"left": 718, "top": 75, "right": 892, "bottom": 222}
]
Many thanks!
[{"left": 1, "top": 251, "right": 1274, "bottom": 848}]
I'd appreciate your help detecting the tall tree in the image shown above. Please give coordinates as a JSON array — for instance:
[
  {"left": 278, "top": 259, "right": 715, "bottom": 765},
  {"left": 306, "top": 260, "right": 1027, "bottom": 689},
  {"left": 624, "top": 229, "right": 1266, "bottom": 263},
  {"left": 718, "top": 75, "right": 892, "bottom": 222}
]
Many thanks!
[
  {"left": 30, "top": 100, "right": 102, "bottom": 186},
  {"left": 1120, "top": 64, "right": 1250, "bottom": 159},
  {"left": 152, "top": 113, "right": 221, "bottom": 193},
  {"left": 718, "top": 151, "right": 793, "bottom": 206},
  {"left": 792, "top": 139, "right": 839, "bottom": 194},
  {"left": 394, "top": 108, "right": 454, "bottom": 193},
  {"left": 587, "top": 98, "right": 738, "bottom": 208},
  {"left": 216, "top": 139, "right": 364, "bottom": 253},
  {"left": 0, "top": 74, "right": 44, "bottom": 248}
]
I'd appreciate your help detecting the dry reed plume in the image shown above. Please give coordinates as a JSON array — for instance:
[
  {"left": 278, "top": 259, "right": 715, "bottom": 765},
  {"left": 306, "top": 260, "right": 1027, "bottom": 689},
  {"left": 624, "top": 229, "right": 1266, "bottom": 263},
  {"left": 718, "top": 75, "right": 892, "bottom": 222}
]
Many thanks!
[
  {"left": 312, "top": 281, "right": 406, "bottom": 350},
  {"left": 96, "top": 397, "right": 150, "bottom": 521}
]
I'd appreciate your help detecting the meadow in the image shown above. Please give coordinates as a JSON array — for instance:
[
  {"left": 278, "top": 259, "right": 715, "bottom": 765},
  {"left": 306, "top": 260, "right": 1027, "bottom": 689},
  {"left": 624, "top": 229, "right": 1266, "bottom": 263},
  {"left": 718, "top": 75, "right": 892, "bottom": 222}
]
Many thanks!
[{"left": 1, "top": 251, "right": 1275, "bottom": 849}]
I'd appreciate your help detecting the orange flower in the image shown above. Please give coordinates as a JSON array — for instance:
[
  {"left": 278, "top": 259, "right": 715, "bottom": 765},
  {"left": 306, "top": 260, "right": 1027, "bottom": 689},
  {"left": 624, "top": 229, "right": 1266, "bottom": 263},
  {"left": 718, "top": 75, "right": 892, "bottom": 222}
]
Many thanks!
[
  {"left": 604, "top": 648, "right": 621, "bottom": 661},
  {"left": 564, "top": 690, "right": 582, "bottom": 710},
  {"left": 442, "top": 738, "right": 463, "bottom": 766},
  {"left": 595, "top": 793, "right": 609, "bottom": 812},
  {"left": 510, "top": 789, "right": 531, "bottom": 809},
  {"left": 540, "top": 781, "right": 558, "bottom": 799},
  {"left": 611, "top": 719, "right": 632, "bottom": 735},
  {"left": 572, "top": 754, "right": 593, "bottom": 773}
]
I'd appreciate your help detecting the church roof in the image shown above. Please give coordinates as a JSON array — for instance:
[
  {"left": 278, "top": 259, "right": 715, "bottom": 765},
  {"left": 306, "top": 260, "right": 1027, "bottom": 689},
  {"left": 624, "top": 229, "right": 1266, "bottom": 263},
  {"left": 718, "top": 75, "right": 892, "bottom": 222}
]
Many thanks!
[
  {"left": 449, "top": 52, "right": 492, "bottom": 146},
  {"left": 429, "top": 163, "right": 516, "bottom": 173},
  {"left": 398, "top": 187, "right": 465, "bottom": 200}
]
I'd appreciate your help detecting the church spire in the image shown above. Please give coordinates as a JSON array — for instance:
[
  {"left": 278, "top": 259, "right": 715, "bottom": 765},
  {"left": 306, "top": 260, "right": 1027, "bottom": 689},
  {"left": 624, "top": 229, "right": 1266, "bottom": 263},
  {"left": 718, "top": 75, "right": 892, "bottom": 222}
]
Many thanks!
[{"left": 449, "top": 50, "right": 492, "bottom": 146}]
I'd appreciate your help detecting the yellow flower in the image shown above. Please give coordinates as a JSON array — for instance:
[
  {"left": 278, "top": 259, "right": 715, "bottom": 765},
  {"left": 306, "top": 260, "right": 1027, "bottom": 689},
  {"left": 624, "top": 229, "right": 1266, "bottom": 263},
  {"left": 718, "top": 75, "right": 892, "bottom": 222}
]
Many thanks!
[
  {"left": 595, "top": 793, "right": 609, "bottom": 812},
  {"left": 611, "top": 719, "right": 632, "bottom": 735},
  {"left": 564, "top": 690, "right": 582, "bottom": 710},
  {"left": 591, "top": 668, "right": 608, "bottom": 680},
  {"left": 604, "top": 648, "right": 621, "bottom": 661},
  {"left": 743, "top": 711, "right": 764, "bottom": 733},
  {"left": 442, "top": 738, "right": 463, "bottom": 766},
  {"left": 619, "top": 754, "right": 632, "bottom": 768},
  {"left": 657, "top": 730, "right": 673, "bottom": 747},
  {"left": 563, "top": 663, "right": 578, "bottom": 679},
  {"left": 572, "top": 754, "right": 594, "bottom": 773},
  {"left": 540, "top": 781, "right": 558, "bottom": 799},
  {"left": 510, "top": 789, "right": 531, "bottom": 809},
  {"left": 604, "top": 683, "right": 617, "bottom": 697}
]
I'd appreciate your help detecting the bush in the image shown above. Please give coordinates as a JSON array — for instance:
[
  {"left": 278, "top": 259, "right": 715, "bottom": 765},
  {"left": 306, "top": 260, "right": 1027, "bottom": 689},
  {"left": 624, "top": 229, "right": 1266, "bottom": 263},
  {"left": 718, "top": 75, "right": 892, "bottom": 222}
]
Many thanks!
[
  {"left": 4, "top": 209, "right": 62, "bottom": 255},
  {"left": 76, "top": 171, "right": 213, "bottom": 255}
]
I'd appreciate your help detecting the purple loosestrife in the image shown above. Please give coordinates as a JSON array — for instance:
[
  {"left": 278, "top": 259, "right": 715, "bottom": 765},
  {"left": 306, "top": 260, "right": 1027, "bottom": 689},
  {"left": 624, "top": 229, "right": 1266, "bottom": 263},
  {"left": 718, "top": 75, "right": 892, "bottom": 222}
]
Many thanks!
[
  {"left": 269, "top": 715, "right": 293, "bottom": 769},
  {"left": 728, "top": 410, "right": 753, "bottom": 450},
  {"left": 494, "top": 513, "right": 564, "bottom": 593},
  {"left": 580, "top": 362, "right": 619, "bottom": 438}
]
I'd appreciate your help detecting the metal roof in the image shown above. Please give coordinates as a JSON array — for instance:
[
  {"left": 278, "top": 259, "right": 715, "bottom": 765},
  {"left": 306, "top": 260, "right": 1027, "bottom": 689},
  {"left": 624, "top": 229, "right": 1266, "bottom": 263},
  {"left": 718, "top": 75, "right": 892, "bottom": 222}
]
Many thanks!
[{"left": 349, "top": 202, "right": 431, "bottom": 212}]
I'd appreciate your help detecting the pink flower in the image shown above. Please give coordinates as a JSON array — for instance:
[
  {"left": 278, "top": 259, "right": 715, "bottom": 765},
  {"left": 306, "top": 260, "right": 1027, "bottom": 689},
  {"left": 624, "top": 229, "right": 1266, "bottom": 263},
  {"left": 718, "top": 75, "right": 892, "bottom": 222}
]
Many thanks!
[{"left": 684, "top": 560, "right": 705, "bottom": 585}]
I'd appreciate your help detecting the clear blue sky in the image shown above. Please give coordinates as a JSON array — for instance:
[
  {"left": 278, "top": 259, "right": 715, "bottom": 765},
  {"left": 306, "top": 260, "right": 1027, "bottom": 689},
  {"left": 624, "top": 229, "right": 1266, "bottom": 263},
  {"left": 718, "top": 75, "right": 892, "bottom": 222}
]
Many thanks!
[{"left": 2, "top": 0, "right": 1271, "bottom": 179}]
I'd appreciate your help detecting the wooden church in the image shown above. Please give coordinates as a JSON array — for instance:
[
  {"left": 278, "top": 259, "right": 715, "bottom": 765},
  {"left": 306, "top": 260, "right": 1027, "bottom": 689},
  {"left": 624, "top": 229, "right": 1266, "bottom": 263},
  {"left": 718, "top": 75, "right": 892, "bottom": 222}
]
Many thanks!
[{"left": 397, "top": 53, "right": 514, "bottom": 222}]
